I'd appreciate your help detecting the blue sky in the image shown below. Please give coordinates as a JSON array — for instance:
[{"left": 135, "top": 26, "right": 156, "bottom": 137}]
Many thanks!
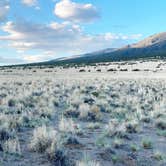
[{"left": 0, "top": 0, "right": 166, "bottom": 65}]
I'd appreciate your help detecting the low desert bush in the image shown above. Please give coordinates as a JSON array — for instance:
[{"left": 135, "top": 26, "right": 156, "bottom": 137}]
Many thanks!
[
  {"left": 38, "top": 107, "right": 54, "bottom": 119},
  {"left": 125, "top": 120, "right": 139, "bottom": 133},
  {"left": 0, "top": 126, "right": 14, "bottom": 141},
  {"left": 142, "top": 138, "right": 153, "bottom": 149},
  {"left": 64, "top": 135, "right": 82, "bottom": 147},
  {"left": 79, "top": 69, "right": 86, "bottom": 72},
  {"left": 152, "top": 151, "right": 164, "bottom": 161},
  {"left": 112, "top": 138, "right": 124, "bottom": 149},
  {"left": 8, "top": 99, "right": 16, "bottom": 107},
  {"left": 64, "top": 108, "right": 80, "bottom": 118},
  {"left": 157, "top": 129, "right": 166, "bottom": 137},
  {"left": 111, "top": 155, "right": 119, "bottom": 164},
  {"left": 155, "top": 118, "right": 166, "bottom": 130},
  {"left": 95, "top": 135, "right": 110, "bottom": 148},
  {"left": 130, "top": 144, "right": 139, "bottom": 152},
  {"left": 47, "top": 148, "right": 70, "bottom": 166}
]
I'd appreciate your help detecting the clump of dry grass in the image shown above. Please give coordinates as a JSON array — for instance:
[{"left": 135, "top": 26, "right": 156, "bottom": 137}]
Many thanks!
[
  {"left": 30, "top": 125, "right": 58, "bottom": 153},
  {"left": 87, "top": 122, "right": 100, "bottom": 130},
  {"left": 79, "top": 103, "right": 90, "bottom": 119},
  {"left": 105, "top": 119, "right": 127, "bottom": 138},
  {"left": 3, "top": 138, "right": 21, "bottom": 155},
  {"left": 38, "top": 107, "right": 54, "bottom": 119},
  {"left": 76, "top": 153, "right": 100, "bottom": 166},
  {"left": 59, "top": 117, "right": 77, "bottom": 133},
  {"left": 79, "top": 104, "right": 102, "bottom": 121},
  {"left": 77, "top": 161, "right": 100, "bottom": 166}
]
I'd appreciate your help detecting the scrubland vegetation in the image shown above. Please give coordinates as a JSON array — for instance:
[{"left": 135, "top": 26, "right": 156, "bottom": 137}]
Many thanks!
[{"left": 0, "top": 61, "right": 166, "bottom": 165}]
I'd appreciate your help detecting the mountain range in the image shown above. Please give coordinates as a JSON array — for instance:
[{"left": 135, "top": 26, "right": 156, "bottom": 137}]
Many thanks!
[
  {"left": 6, "top": 32, "right": 166, "bottom": 67},
  {"left": 44, "top": 32, "right": 166, "bottom": 65}
]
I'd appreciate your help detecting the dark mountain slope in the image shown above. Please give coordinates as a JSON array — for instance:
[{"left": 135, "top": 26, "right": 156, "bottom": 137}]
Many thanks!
[{"left": 48, "top": 32, "right": 166, "bottom": 65}]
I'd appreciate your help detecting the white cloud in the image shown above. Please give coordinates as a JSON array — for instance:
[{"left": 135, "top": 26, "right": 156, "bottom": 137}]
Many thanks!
[
  {"left": 54, "top": 0, "right": 99, "bottom": 23},
  {"left": 0, "top": 56, "right": 23, "bottom": 64},
  {"left": 22, "top": 55, "right": 46, "bottom": 63},
  {"left": 0, "top": 0, "right": 10, "bottom": 21},
  {"left": 0, "top": 21, "right": 142, "bottom": 63},
  {"left": 22, "top": 52, "right": 56, "bottom": 63},
  {"left": 21, "top": 0, "right": 37, "bottom": 7}
]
